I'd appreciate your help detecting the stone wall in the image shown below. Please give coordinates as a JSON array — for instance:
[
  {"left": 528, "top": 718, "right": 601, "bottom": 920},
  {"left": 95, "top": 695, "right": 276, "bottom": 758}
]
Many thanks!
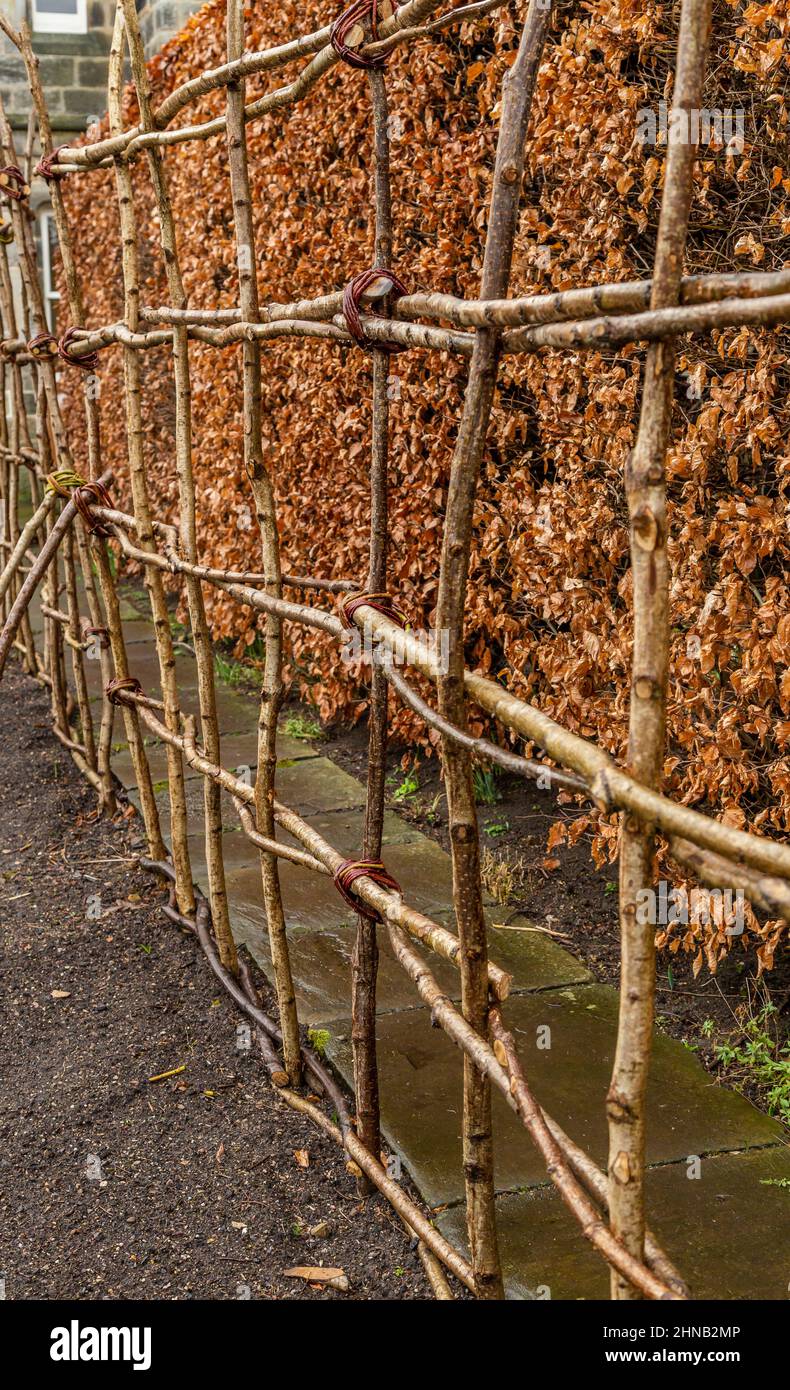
[
  {"left": 138, "top": 0, "right": 201, "bottom": 63},
  {"left": 0, "top": 0, "right": 204, "bottom": 137},
  {"left": 0, "top": 0, "right": 204, "bottom": 382},
  {"left": 0, "top": 0, "right": 114, "bottom": 136}
]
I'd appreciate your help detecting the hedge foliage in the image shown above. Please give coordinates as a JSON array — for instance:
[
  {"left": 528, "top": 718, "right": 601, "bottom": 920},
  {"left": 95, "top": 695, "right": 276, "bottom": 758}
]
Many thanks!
[{"left": 61, "top": 0, "right": 790, "bottom": 970}]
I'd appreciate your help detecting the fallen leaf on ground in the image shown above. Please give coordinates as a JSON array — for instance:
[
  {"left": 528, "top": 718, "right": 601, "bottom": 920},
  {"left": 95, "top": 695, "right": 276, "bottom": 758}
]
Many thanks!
[
  {"left": 284, "top": 1265, "right": 348, "bottom": 1291},
  {"left": 293, "top": 1149, "right": 310, "bottom": 1168}
]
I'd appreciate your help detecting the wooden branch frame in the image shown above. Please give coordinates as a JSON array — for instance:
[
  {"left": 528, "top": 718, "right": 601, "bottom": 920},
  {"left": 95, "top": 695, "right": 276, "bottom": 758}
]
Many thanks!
[{"left": 0, "top": 0, "right": 784, "bottom": 1302}]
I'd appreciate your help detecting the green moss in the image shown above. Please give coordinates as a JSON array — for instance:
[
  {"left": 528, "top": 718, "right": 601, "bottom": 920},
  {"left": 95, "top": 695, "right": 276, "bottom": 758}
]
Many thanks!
[{"left": 307, "top": 1027, "right": 331, "bottom": 1057}]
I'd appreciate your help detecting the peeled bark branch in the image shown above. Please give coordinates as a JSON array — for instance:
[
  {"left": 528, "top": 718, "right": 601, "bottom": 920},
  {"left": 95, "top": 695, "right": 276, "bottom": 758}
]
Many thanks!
[
  {"left": 0, "top": 472, "right": 111, "bottom": 678},
  {"left": 44, "top": 0, "right": 449, "bottom": 170},
  {"left": 120, "top": 0, "right": 237, "bottom": 971},
  {"left": 20, "top": 273, "right": 790, "bottom": 368},
  {"left": 433, "top": 0, "right": 553, "bottom": 1300},
  {"left": 225, "top": 0, "right": 300, "bottom": 1081},
  {"left": 107, "top": 7, "right": 195, "bottom": 912},
  {"left": 608, "top": 0, "right": 712, "bottom": 1301}
]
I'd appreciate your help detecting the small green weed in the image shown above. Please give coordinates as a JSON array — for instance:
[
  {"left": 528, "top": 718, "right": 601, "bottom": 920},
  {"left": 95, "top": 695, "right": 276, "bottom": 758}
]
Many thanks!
[
  {"left": 283, "top": 712, "right": 322, "bottom": 741},
  {"left": 483, "top": 817, "right": 510, "bottom": 838},
  {"left": 472, "top": 767, "right": 499, "bottom": 805},
  {"left": 391, "top": 768, "right": 419, "bottom": 801},
  {"left": 713, "top": 1005, "right": 790, "bottom": 1128},
  {"left": 214, "top": 650, "right": 246, "bottom": 687},
  {"left": 308, "top": 1027, "right": 331, "bottom": 1057}
]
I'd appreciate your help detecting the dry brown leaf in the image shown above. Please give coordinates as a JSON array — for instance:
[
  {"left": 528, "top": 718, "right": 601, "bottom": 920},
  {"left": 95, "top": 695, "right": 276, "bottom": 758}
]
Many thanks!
[{"left": 284, "top": 1265, "right": 347, "bottom": 1291}]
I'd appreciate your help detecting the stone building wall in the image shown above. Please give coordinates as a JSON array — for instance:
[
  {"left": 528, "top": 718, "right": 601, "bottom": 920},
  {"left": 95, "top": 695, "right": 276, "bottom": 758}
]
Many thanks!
[
  {"left": 138, "top": 0, "right": 200, "bottom": 64},
  {"left": 0, "top": 0, "right": 204, "bottom": 137},
  {"left": 0, "top": 0, "right": 204, "bottom": 375}
]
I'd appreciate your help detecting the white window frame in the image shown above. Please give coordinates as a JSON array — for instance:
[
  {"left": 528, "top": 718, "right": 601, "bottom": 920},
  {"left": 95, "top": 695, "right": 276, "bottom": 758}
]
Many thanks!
[
  {"left": 39, "top": 211, "right": 60, "bottom": 332},
  {"left": 31, "top": 0, "right": 87, "bottom": 35}
]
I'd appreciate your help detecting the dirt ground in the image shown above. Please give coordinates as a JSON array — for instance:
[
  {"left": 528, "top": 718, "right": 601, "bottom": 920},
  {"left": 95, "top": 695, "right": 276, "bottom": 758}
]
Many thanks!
[{"left": 0, "top": 660, "right": 433, "bottom": 1301}]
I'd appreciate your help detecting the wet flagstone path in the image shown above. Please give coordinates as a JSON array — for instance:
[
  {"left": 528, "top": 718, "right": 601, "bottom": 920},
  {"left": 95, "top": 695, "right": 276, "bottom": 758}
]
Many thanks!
[{"left": 54, "top": 586, "right": 790, "bottom": 1299}]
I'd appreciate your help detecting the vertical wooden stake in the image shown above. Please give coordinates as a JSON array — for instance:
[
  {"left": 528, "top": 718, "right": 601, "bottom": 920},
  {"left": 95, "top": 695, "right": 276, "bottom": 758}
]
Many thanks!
[
  {"left": 607, "top": 0, "right": 712, "bottom": 1299},
  {"left": 434, "top": 0, "right": 553, "bottom": 1299},
  {"left": 106, "top": 9, "right": 195, "bottom": 914},
  {"left": 120, "top": 0, "right": 237, "bottom": 972},
  {"left": 352, "top": 66, "right": 395, "bottom": 1176},
  {"left": 224, "top": 0, "right": 300, "bottom": 1079}
]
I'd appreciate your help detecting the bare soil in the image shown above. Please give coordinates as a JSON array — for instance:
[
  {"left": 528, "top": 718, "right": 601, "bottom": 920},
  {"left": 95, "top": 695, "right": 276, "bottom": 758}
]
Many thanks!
[{"left": 0, "top": 661, "right": 432, "bottom": 1302}]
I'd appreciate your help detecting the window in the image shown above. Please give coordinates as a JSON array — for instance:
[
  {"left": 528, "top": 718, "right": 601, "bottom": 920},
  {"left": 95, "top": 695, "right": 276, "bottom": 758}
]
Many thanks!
[
  {"left": 39, "top": 211, "right": 60, "bottom": 332},
  {"left": 31, "top": 0, "right": 87, "bottom": 35}
]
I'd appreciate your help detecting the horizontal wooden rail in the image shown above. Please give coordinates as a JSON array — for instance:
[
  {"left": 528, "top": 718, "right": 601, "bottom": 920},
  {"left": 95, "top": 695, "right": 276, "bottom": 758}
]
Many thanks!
[
  {"left": 4, "top": 266, "right": 788, "bottom": 369},
  {"left": 83, "top": 502, "right": 790, "bottom": 890}
]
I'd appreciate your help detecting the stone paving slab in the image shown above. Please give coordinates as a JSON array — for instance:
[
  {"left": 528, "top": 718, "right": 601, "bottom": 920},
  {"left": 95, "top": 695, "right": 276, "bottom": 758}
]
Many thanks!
[
  {"left": 238, "top": 911, "right": 592, "bottom": 1026},
  {"left": 115, "top": 599, "right": 155, "bottom": 632},
  {"left": 189, "top": 829, "right": 260, "bottom": 885},
  {"left": 80, "top": 644, "right": 199, "bottom": 699},
  {"left": 280, "top": 806, "right": 427, "bottom": 848},
  {"left": 274, "top": 757, "right": 368, "bottom": 815},
  {"left": 130, "top": 755, "right": 367, "bottom": 833},
  {"left": 324, "top": 986, "right": 784, "bottom": 1208},
  {"left": 196, "top": 686, "right": 263, "bottom": 737},
  {"left": 26, "top": 580, "right": 47, "bottom": 636},
  {"left": 112, "top": 727, "right": 318, "bottom": 788},
  {"left": 81, "top": 666, "right": 262, "bottom": 738},
  {"left": 432, "top": 910, "right": 592, "bottom": 997},
  {"left": 222, "top": 830, "right": 463, "bottom": 936},
  {"left": 435, "top": 1145, "right": 790, "bottom": 1299},
  {"left": 183, "top": 806, "right": 419, "bottom": 878},
  {"left": 127, "top": 785, "right": 239, "bottom": 834},
  {"left": 29, "top": 582, "right": 149, "bottom": 637},
  {"left": 70, "top": 579, "right": 153, "bottom": 635},
  {"left": 234, "top": 921, "right": 425, "bottom": 1022}
]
